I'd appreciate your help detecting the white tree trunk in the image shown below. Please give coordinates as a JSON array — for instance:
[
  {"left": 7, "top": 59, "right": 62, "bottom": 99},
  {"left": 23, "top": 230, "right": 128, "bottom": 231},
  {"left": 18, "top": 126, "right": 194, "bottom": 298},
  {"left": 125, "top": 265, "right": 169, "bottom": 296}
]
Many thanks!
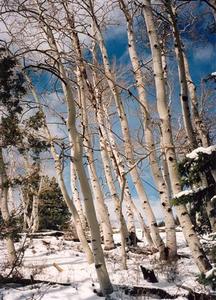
[
  {"left": 183, "top": 53, "right": 210, "bottom": 147},
  {"left": 161, "top": 146, "right": 173, "bottom": 200},
  {"left": 30, "top": 195, "right": 40, "bottom": 233},
  {"left": 76, "top": 72, "right": 114, "bottom": 250},
  {"left": 30, "top": 174, "right": 43, "bottom": 233},
  {"left": 90, "top": 76, "right": 130, "bottom": 240},
  {"left": 86, "top": 148, "right": 115, "bottom": 250},
  {"left": 70, "top": 160, "right": 87, "bottom": 230},
  {"left": 24, "top": 67, "right": 94, "bottom": 264},
  {"left": 143, "top": 0, "right": 212, "bottom": 273},
  {"left": 49, "top": 140, "right": 94, "bottom": 264},
  {"left": 91, "top": 18, "right": 165, "bottom": 254},
  {"left": 68, "top": 19, "right": 114, "bottom": 250},
  {"left": 0, "top": 148, "right": 17, "bottom": 265},
  {"left": 166, "top": 1, "right": 197, "bottom": 149},
  {"left": 120, "top": 1, "right": 177, "bottom": 257},
  {"left": 100, "top": 101, "right": 153, "bottom": 245},
  {"left": 20, "top": 187, "right": 31, "bottom": 231},
  {"left": 98, "top": 129, "right": 129, "bottom": 240},
  {"left": 182, "top": 45, "right": 216, "bottom": 231},
  {"left": 38, "top": 20, "right": 113, "bottom": 292}
]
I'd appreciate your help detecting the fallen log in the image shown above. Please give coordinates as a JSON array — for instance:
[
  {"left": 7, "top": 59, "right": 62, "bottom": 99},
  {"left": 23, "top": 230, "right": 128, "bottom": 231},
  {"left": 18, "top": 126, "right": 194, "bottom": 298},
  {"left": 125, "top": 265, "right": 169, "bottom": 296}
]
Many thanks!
[
  {"left": 118, "top": 285, "right": 177, "bottom": 299},
  {"left": 0, "top": 276, "right": 71, "bottom": 288},
  {"left": 19, "top": 231, "right": 64, "bottom": 239},
  {"left": 177, "top": 284, "right": 216, "bottom": 300}
]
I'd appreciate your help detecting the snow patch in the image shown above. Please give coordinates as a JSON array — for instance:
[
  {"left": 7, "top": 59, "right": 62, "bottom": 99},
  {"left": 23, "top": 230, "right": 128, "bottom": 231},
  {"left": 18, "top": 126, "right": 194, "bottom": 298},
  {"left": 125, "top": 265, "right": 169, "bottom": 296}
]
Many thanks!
[
  {"left": 211, "top": 195, "right": 216, "bottom": 203},
  {"left": 173, "top": 186, "right": 205, "bottom": 199},
  {"left": 0, "top": 232, "right": 213, "bottom": 299},
  {"left": 205, "top": 267, "right": 216, "bottom": 278},
  {"left": 186, "top": 145, "right": 216, "bottom": 160}
]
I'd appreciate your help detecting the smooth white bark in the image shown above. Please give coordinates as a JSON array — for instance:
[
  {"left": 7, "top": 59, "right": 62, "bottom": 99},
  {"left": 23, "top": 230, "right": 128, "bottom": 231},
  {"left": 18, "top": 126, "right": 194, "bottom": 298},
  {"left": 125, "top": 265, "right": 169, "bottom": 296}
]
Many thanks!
[
  {"left": 143, "top": 0, "right": 212, "bottom": 272},
  {"left": 68, "top": 17, "right": 114, "bottom": 249},
  {"left": 24, "top": 70, "right": 94, "bottom": 264},
  {"left": 70, "top": 161, "right": 87, "bottom": 230},
  {"left": 37, "top": 16, "right": 113, "bottom": 293},
  {"left": 166, "top": 1, "right": 197, "bottom": 149},
  {"left": 101, "top": 102, "right": 153, "bottom": 246},
  {"left": 119, "top": 0, "right": 177, "bottom": 257},
  {"left": 183, "top": 53, "right": 210, "bottom": 147},
  {"left": 0, "top": 148, "right": 17, "bottom": 265},
  {"left": 90, "top": 15, "right": 164, "bottom": 254}
]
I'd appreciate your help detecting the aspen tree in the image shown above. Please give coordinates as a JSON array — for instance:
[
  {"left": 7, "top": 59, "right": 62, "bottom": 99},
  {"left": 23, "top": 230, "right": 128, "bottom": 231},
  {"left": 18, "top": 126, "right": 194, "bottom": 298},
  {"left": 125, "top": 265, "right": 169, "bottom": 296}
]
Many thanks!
[
  {"left": 142, "top": 0, "right": 212, "bottom": 272},
  {"left": 165, "top": 1, "right": 197, "bottom": 149},
  {"left": 63, "top": 6, "right": 115, "bottom": 249},
  {"left": 91, "top": 69, "right": 129, "bottom": 241},
  {"left": 119, "top": 0, "right": 177, "bottom": 258},
  {"left": 78, "top": 82, "right": 115, "bottom": 250},
  {"left": 0, "top": 148, "right": 17, "bottom": 265},
  {"left": 33, "top": 3, "right": 113, "bottom": 292},
  {"left": 163, "top": 3, "right": 216, "bottom": 231},
  {"left": 101, "top": 103, "right": 154, "bottom": 246},
  {"left": 70, "top": 161, "right": 87, "bottom": 230},
  {"left": 24, "top": 72, "right": 94, "bottom": 263},
  {"left": 84, "top": 0, "right": 165, "bottom": 256},
  {"left": 72, "top": 53, "right": 114, "bottom": 250}
]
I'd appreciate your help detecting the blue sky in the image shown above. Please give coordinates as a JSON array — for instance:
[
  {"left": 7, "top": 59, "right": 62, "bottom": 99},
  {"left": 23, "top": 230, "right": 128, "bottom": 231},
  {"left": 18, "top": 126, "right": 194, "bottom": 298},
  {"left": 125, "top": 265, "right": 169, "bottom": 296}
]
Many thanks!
[
  {"left": 28, "top": 2, "right": 216, "bottom": 222},
  {"left": 96, "top": 3, "right": 216, "bottom": 220}
]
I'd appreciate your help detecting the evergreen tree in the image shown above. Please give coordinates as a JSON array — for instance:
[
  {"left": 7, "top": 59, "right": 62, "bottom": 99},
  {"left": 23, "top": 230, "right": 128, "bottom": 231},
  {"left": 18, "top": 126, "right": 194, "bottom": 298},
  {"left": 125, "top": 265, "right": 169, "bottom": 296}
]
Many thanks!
[{"left": 39, "top": 176, "right": 71, "bottom": 231}]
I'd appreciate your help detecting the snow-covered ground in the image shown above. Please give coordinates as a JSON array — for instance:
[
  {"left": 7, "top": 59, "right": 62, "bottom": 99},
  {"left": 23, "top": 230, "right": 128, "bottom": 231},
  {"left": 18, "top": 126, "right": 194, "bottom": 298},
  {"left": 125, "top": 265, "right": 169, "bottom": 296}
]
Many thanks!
[{"left": 0, "top": 230, "right": 215, "bottom": 299}]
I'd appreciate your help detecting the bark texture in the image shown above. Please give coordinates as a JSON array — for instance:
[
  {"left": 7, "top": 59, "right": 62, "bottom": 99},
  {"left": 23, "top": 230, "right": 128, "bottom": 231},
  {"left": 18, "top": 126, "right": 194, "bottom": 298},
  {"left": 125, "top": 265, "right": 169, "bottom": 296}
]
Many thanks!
[
  {"left": 91, "top": 11, "right": 164, "bottom": 254},
  {"left": 120, "top": 0, "right": 177, "bottom": 258},
  {"left": 143, "top": 0, "right": 212, "bottom": 273},
  {"left": 25, "top": 71, "right": 94, "bottom": 264},
  {"left": 38, "top": 15, "right": 113, "bottom": 293},
  {"left": 166, "top": 1, "right": 197, "bottom": 149},
  {"left": 0, "top": 148, "right": 17, "bottom": 265}
]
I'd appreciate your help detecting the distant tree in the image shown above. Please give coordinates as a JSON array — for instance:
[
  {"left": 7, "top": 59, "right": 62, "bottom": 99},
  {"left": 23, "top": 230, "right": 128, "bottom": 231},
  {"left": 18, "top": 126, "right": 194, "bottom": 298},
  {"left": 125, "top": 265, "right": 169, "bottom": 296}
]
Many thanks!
[
  {"left": 39, "top": 176, "right": 71, "bottom": 231},
  {"left": 0, "top": 49, "right": 25, "bottom": 264},
  {"left": 0, "top": 48, "right": 50, "bottom": 265}
]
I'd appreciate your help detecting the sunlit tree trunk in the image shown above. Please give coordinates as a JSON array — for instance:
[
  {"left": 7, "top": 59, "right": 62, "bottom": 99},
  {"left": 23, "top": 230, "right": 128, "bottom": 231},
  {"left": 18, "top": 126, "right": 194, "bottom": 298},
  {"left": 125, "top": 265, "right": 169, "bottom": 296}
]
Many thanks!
[
  {"left": 90, "top": 11, "right": 165, "bottom": 255},
  {"left": 166, "top": 1, "right": 197, "bottom": 149},
  {"left": 37, "top": 14, "right": 113, "bottom": 293},
  {"left": 66, "top": 12, "right": 114, "bottom": 249},
  {"left": 0, "top": 148, "right": 17, "bottom": 265},
  {"left": 183, "top": 53, "right": 210, "bottom": 147},
  {"left": 25, "top": 70, "right": 94, "bottom": 263},
  {"left": 20, "top": 187, "right": 31, "bottom": 231},
  {"left": 94, "top": 98, "right": 129, "bottom": 240},
  {"left": 183, "top": 53, "right": 216, "bottom": 230},
  {"left": 169, "top": 18, "right": 216, "bottom": 229},
  {"left": 100, "top": 102, "right": 153, "bottom": 246},
  {"left": 77, "top": 70, "right": 114, "bottom": 250},
  {"left": 90, "top": 48, "right": 129, "bottom": 242},
  {"left": 29, "top": 167, "right": 42, "bottom": 233},
  {"left": 49, "top": 138, "right": 94, "bottom": 264},
  {"left": 30, "top": 195, "right": 40, "bottom": 233},
  {"left": 143, "top": 0, "right": 212, "bottom": 273},
  {"left": 120, "top": 0, "right": 177, "bottom": 258},
  {"left": 70, "top": 161, "right": 87, "bottom": 230}
]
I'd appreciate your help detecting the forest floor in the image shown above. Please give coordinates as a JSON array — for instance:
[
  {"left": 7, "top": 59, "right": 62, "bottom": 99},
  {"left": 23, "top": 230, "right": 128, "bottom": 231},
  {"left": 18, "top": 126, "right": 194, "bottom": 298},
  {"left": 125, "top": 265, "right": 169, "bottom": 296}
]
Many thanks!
[{"left": 0, "top": 229, "right": 216, "bottom": 300}]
